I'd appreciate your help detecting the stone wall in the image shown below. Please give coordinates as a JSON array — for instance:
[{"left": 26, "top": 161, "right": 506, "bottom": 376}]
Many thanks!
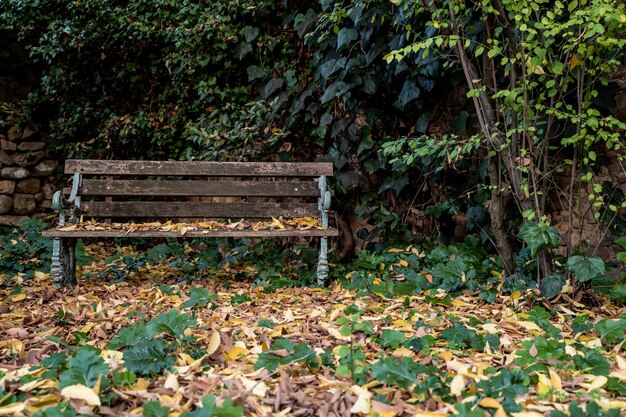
[{"left": 0, "top": 123, "right": 58, "bottom": 226}]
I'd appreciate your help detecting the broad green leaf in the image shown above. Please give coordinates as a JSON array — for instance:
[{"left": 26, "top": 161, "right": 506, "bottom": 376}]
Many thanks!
[
  {"left": 183, "top": 395, "right": 243, "bottom": 417},
  {"left": 518, "top": 222, "right": 561, "bottom": 257},
  {"left": 566, "top": 255, "right": 605, "bottom": 282},
  {"left": 595, "top": 319, "right": 626, "bottom": 344},
  {"left": 615, "top": 236, "right": 626, "bottom": 249},
  {"left": 123, "top": 339, "right": 175, "bottom": 376},
  {"left": 379, "top": 329, "right": 406, "bottom": 349},
  {"left": 143, "top": 401, "right": 170, "bottom": 417},
  {"left": 399, "top": 80, "right": 420, "bottom": 107},
  {"left": 59, "top": 347, "right": 108, "bottom": 389},
  {"left": 540, "top": 273, "right": 565, "bottom": 299},
  {"left": 31, "top": 403, "right": 78, "bottom": 417},
  {"left": 109, "top": 322, "right": 150, "bottom": 350},
  {"left": 147, "top": 309, "right": 197, "bottom": 338},
  {"left": 337, "top": 28, "right": 358, "bottom": 50},
  {"left": 243, "top": 26, "right": 259, "bottom": 43}
]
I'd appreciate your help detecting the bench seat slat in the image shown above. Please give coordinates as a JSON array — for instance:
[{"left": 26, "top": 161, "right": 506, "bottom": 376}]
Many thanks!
[
  {"left": 43, "top": 228, "right": 339, "bottom": 238},
  {"left": 80, "top": 202, "right": 319, "bottom": 218},
  {"left": 67, "top": 179, "right": 319, "bottom": 197},
  {"left": 65, "top": 160, "right": 334, "bottom": 177}
]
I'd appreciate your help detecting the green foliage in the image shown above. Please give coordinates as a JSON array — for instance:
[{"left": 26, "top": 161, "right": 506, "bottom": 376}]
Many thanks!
[
  {"left": 515, "top": 337, "right": 568, "bottom": 373},
  {"left": 476, "top": 369, "right": 529, "bottom": 413},
  {"left": 595, "top": 318, "right": 626, "bottom": 344},
  {"left": 518, "top": 222, "right": 561, "bottom": 258},
  {"left": 182, "top": 395, "right": 243, "bottom": 417},
  {"left": 108, "top": 309, "right": 198, "bottom": 376},
  {"left": 0, "top": 219, "right": 51, "bottom": 280},
  {"left": 109, "top": 309, "right": 196, "bottom": 350},
  {"left": 230, "top": 294, "right": 251, "bottom": 305},
  {"left": 566, "top": 255, "right": 606, "bottom": 282},
  {"left": 254, "top": 339, "right": 318, "bottom": 373},
  {"left": 550, "top": 402, "right": 621, "bottom": 417},
  {"left": 540, "top": 274, "right": 566, "bottom": 299},
  {"left": 181, "top": 287, "right": 218, "bottom": 310},
  {"left": 59, "top": 347, "right": 108, "bottom": 388},
  {"left": 143, "top": 402, "right": 170, "bottom": 417},
  {"left": 123, "top": 339, "right": 175, "bottom": 376},
  {"left": 31, "top": 403, "right": 81, "bottom": 417}
]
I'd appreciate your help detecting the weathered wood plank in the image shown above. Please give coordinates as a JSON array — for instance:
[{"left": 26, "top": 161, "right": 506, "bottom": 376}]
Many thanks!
[
  {"left": 66, "top": 179, "right": 320, "bottom": 197},
  {"left": 80, "top": 202, "right": 320, "bottom": 218},
  {"left": 65, "top": 160, "right": 334, "bottom": 177},
  {"left": 43, "top": 228, "right": 339, "bottom": 238}
]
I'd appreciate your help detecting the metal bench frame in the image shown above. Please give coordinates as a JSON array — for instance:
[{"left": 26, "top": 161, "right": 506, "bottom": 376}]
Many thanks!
[{"left": 43, "top": 160, "right": 337, "bottom": 287}]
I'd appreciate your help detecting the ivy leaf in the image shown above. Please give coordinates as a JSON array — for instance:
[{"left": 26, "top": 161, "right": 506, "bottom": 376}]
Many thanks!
[
  {"left": 595, "top": 319, "right": 626, "bottom": 344},
  {"left": 566, "top": 255, "right": 605, "bottom": 282},
  {"left": 518, "top": 222, "right": 561, "bottom": 257},
  {"left": 540, "top": 273, "right": 565, "bottom": 299},
  {"left": 243, "top": 26, "right": 259, "bottom": 43},
  {"left": 337, "top": 28, "right": 358, "bottom": 50},
  {"left": 399, "top": 80, "right": 420, "bottom": 107},
  {"left": 246, "top": 65, "right": 267, "bottom": 81},
  {"left": 123, "top": 339, "right": 175, "bottom": 375},
  {"left": 59, "top": 347, "right": 108, "bottom": 388},
  {"left": 261, "top": 78, "right": 284, "bottom": 99}
]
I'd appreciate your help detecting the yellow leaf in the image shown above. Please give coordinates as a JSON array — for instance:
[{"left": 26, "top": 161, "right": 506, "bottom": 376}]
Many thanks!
[
  {"left": 349, "top": 385, "right": 371, "bottom": 414},
  {"left": 206, "top": 330, "right": 221, "bottom": 356},
  {"left": 549, "top": 369, "right": 562, "bottom": 390},
  {"left": 10, "top": 293, "right": 26, "bottom": 302},
  {"left": 18, "top": 378, "right": 55, "bottom": 392},
  {"left": 450, "top": 374, "right": 465, "bottom": 396},
  {"left": 478, "top": 398, "right": 502, "bottom": 409},
  {"left": 61, "top": 384, "right": 101, "bottom": 406},
  {"left": 610, "top": 369, "right": 626, "bottom": 381},
  {"left": 439, "top": 350, "right": 454, "bottom": 362},
  {"left": 587, "top": 375, "right": 608, "bottom": 389},
  {"left": 240, "top": 377, "right": 268, "bottom": 397},
  {"left": 570, "top": 54, "right": 581, "bottom": 70},
  {"left": 270, "top": 217, "right": 285, "bottom": 230},
  {"left": 516, "top": 321, "right": 542, "bottom": 332},
  {"left": 512, "top": 413, "right": 547, "bottom": 417},
  {"left": 133, "top": 378, "right": 150, "bottom": 390},
  {"left": 80, "top": 322, "right": 95, "bottom": 334},
  {"left": 616, "top": 355, "right": 626, "bottom": 370},
  {"left": 0, "top": 402, "right": 25, "bottom": 415},
  {"left": 225, "top": 346, "right": 249, "bottom": 361},
  {"left": 537, "top": 374, "right": 551, "bottom": 395},
  {"left": 164, "top": 373, "right": 179, "bottom": 391},
  {"left": 391, "top": 347, "right": 415, "bottom": 358},
  {"left": 494, "top": 407, "right": 508, "bottom": 417}
]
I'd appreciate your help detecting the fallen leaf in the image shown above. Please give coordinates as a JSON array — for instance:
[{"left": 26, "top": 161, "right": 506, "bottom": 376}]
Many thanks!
[{"left": 61, "top": 384, "right": 101, "bottom": 406}]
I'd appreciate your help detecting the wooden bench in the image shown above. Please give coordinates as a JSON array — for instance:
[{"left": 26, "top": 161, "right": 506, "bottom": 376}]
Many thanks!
[{"left": 42, "top": 160, "right": 338, "bottom": 287}]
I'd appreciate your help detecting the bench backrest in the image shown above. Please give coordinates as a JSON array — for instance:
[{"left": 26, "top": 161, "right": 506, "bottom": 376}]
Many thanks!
[{"left": 63, "top": 160, "right": 333, "bottom": 220}]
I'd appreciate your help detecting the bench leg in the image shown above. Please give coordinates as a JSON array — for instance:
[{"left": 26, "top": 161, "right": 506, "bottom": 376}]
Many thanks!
[
  {"left": 317, "top": 237, "right": 329, "bottom": 286},
  {"left": 51, "top": 238, "right": 77, "bottom": 288}
]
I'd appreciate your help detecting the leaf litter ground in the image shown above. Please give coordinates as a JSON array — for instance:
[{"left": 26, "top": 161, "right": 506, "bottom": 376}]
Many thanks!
[{"left": 1, "top": 246, "right": 625, "bottom": 417}]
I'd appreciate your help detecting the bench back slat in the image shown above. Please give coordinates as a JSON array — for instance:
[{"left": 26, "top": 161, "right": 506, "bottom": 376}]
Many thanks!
[
  {"left": 80, "top": 202, "right": 319, "bottom": 219},
  {"left": 67, "top": 179, "right": 320, "bottom": 197},
  {"left": 65, "top": 160, "right": 333, "bottom": 177}
]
